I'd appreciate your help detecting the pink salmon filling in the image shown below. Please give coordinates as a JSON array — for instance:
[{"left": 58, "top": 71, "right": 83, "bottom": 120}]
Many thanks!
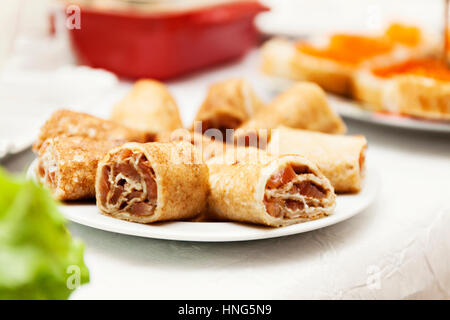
[
  {"left": 99, "top": 149, "right": 157, "bottom": 216},
  {"left": 264, "top": 165, "right": 327, "bottom": 219}
]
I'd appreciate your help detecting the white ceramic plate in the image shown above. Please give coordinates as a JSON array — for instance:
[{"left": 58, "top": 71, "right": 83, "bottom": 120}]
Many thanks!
[
  {"left": 28, "top": 160, "right": 379, "bottom": 242},
  {"left": 261, "top": 75, "right": 450, "bottom": 133}
]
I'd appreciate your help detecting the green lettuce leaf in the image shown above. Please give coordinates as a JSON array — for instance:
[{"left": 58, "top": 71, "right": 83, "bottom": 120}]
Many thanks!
[{"left": 0, "top": 168, "right": 89, "bottom": 300}]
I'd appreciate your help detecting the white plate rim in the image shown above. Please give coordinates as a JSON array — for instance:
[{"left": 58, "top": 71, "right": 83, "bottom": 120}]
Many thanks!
[{"left": 27, "top": 160, "right": 379, "bottom": 242}]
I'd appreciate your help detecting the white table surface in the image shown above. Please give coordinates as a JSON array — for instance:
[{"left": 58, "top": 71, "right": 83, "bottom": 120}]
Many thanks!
[{"left": 2, "top": 48, "right": 450, "bottom": 299}]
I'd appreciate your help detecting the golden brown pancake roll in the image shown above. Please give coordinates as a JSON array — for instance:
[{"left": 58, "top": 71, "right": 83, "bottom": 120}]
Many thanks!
[
  {"left": 96, "top": 142, "right": 209, "bottom": 224},
  {"left": 33, "top": 109, "right": 152, "bottom": 153},
  {"left": 267, "top": 126, "right": 367, "bottom": 193},
  {"left": 235, "top": 82, "right": 347, "bottom": 147},
  {"left": 111, "top": 79, "right": 183, "bottom": 133},
  {"left": 206, "top": 147, "right": 336, "bottom": 227},
  {"left": 36, "top": 136, "right": 122, "bottom": 201},
  {"left": 193, "top": 79, "right": 264, "bottom": 135}
]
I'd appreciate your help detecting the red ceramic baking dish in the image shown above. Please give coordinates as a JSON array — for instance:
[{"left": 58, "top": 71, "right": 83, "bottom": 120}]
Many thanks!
[{"left": 65, "top": 0, "right": 268, "bottom": 79}]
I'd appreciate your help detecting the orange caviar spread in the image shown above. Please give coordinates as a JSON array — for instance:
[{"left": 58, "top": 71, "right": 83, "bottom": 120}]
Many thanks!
[
  {"left": 297, "top": 35, "right": 393, "bottom": 65},
  {"left": 384, "top": 23, "right": 421, "bottom": 47},
  {"left": 296, "top": 23, "right": 422, "bottom": 66},
  {"left": 372, "top": 59, "right": 450, "bottom": 81}
]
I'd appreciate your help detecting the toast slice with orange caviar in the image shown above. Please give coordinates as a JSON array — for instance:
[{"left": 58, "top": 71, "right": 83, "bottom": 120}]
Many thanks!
[
  {"left": 353, "top": 58, "right": 450, "bottom": 120},
  {"left": 261, "top": 23, "right": 436, "bottom": 97}
]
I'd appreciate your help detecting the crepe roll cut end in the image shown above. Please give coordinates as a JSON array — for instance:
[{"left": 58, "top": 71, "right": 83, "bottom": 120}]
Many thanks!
[
  {"left": 268, "top": 126, "right": 368, "bottom": 193},
  {"left": 36, "top": 136, "right": 121, "bottom": 200},
  {"left": 98, "top": 148, "right": 157, "bottom": 218},
  {"left": 37, "top": 145, "right": 61, "bottom": 198},
  {"left": 207, "top": 149, "right": 335, "bottom": 227},
  {"left": 96, "top": 142, "right": 209, "bottom": 224},
  {"left": 261, "top": 159, "right": 335, "bottom": 222}
]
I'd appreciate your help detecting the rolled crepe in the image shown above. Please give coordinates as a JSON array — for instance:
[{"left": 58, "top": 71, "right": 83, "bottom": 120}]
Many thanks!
[
  {"left": 96, "top": 142, "right": 209, "bottom": 223},
  {"left": 235, "top": 82, "right": 346, "bottom": 146},
  {"left": 156, "top": 129, "right": 230, "bottom": 162},
  {"left": 111, "top": 79, "right": 183, "bottom": 133},
  {"left": 33, "top": 109, "right": 153, "bottom": 153},
  {"left": 193, "top": 79, "right": 264, "bottom": 135},
  {"left": 267, "top": 126, "right": 367, "bottom": 193},
  {"left": 36, "top": 136, "right": 122, "bottom": 200},
  {"left": 207, "top": 147, "right": 336, "bottom": 227}
]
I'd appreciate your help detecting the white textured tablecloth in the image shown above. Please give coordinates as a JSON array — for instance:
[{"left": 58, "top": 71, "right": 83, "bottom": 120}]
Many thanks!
[{"left": 2, "top": 48, "right": 450, "bottom": 299}]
